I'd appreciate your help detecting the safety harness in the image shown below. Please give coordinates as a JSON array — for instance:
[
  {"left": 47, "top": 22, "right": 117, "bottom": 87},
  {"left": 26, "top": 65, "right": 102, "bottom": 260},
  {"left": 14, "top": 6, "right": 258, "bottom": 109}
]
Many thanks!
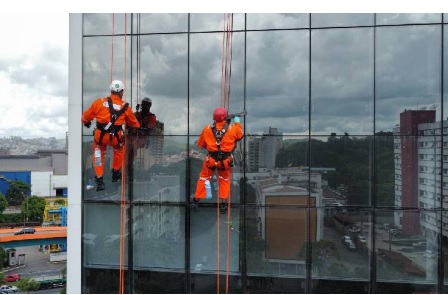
[
  {"left": 206, "top": 122, "right": 234, "bottom": 170},
  {"left": 96, "top": 97, "right": 129, "bottom": 145}
]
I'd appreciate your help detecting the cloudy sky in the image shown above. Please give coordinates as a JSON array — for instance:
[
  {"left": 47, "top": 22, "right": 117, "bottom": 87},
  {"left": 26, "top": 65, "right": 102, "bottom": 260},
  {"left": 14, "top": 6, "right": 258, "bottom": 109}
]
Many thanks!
[
  {"left": 0, "top": 13, "right": 68, "bottom": 139},
  {"left": 2, "top": 1, "right": 447, "bottom": 140}
]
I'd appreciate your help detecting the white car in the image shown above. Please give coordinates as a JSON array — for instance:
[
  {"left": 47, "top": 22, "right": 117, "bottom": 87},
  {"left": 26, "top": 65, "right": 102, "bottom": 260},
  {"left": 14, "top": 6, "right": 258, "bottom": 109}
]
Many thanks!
[
  {"left": 357, "top": 235, "right": 367, "bottom": 243},
  {"left": 0, "top": 285, "right": 18, "bottom": 294}
]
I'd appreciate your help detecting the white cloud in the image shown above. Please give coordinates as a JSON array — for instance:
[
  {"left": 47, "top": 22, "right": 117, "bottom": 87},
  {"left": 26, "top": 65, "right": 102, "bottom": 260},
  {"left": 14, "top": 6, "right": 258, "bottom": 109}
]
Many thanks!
[{"left": 0, "top": 13, "right": 68, "bottom": 139}]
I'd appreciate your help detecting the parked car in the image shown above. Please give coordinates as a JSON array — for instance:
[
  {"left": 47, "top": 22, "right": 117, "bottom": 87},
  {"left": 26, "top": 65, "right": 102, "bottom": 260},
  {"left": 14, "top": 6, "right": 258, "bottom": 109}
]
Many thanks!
[
  {"left": 341, "top": 236, "right": 352, "bottom": 244},
  {"left": 347, "top": 226, "right": 361, "bottom": 233},
  {"left": 423, "top": 250, "right": 437, "bottom": 259},
  {"left": 194, "top": 264, "right": 203, "bottom": 271},
  {"left": 357, "top": 235, "right": 367, "bottom": 243},
  {"left": 3, "top": 273, "right": 20, "bottom": 282},
  {"left": 0, "top": 285, "right": 18, "bottom": 293},
  {"left": 13, "top": 228, "right": 35, "bottom": 235}
]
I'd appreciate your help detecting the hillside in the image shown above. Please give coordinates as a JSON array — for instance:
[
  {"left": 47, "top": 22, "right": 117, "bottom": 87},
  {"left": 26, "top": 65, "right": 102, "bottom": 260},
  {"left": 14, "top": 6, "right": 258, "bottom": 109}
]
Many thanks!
[{"left": 0, "top": 136, "right": 67, "bottom": 155}]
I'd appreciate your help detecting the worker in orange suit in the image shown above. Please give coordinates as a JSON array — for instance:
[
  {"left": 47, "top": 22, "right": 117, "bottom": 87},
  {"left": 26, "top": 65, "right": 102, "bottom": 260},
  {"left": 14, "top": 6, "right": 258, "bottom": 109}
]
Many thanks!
[
  {"left": 127, "top": 97, "right": 158, "bottom": 166},
  {"left": 81, "top": 80, "right": 141, "bottom": 191},
  {"left": 192, "top": 107, "right": 244, "bottom": 214}
]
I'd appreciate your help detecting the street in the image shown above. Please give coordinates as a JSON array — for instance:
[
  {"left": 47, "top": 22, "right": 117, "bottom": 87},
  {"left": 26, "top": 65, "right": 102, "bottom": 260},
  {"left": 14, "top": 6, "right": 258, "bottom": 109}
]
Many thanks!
[{"left": 1, "top": 245, "right": 66, "bottom": 294}]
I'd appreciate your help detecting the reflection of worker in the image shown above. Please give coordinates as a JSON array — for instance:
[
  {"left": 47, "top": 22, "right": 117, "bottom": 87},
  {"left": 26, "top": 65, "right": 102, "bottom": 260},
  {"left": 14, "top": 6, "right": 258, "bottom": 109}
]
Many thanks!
[
  {"left": 81, "top": 80, "right": 141, "bottom": 191},
  {"left": 192, "top": 107, "right": 244, "bottom": 214},
  {"left": 128, "top": 97, "right": 158, "bottom": 165}
]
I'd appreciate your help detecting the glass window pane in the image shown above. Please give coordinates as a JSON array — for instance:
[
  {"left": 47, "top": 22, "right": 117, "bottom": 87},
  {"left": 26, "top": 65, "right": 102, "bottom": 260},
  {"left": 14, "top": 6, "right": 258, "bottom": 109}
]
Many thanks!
[
  {"left": 376, "top": 13, "right": 441, "bottom": 25},
  {"left": 190, "top": 13, "right": 245, "bottom": 32},
  {"left": 311, "top": 13, "right": 374, "bottom": 27},
  {"left": 310, "top": 135, "right": 372, "bottom": 207},
  {"left": 190, "top": 208, "right": 241, "bottom": 274},
  {"left": 84, "top": 13, "right": 132, "bottom": 36},
  {"left": 246, "top": 206, "right": 308, "bottom": 277},
  {"left": 136, "top": 34, "right": 188, "bottom": 135},
  {"left": 131, "top": 135, "right": 186, "bottom": 203},
  {"left": 189, "top": 32, "right": 245, "bottom": 135},
  {"left": 311, "top": 27, "right": 374, "bottom": 136},
  {"left": 247, "top": 30, "right": 309, "bottom": 135},
  {"left": 82, "top": 35, "right": 132, "bottom": 137},
  {"left": 83, "top": 204, "right": 127, "bottom": 267},
  {"left": 376, "top": 25, "right": 442, "bottom": 134},
  {"left": 133, "top": 205, "right": 185, "bottom": 269},
  {"left": 136, "top": 13, "right": 187, "bottom": 33},
  {"left": 375, "top": 209, "right": 439, "bottom": 288},
  {"left": 312, "top": 208, "right": 371, "bottom": 281},
  {"left": 247, "top": 13, "right": 309, "bottom": 30}
]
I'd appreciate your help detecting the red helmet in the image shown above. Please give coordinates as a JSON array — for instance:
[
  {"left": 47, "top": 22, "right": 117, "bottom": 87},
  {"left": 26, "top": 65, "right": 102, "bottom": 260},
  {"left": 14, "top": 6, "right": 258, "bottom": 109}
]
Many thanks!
[{"left": 213, "top": 107, "right": 227, "bottom": 122}]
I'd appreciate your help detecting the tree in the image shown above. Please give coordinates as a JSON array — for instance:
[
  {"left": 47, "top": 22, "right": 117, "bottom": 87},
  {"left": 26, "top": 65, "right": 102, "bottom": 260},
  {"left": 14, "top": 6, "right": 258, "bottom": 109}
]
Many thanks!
[
  {"left": 21, "top": 196, "right": 46, "bottom": 222},
  {"left": 17, "top": 277, "right": 40, "bottom": 293},
  {"left": 297, "top": 240, "right": 338, "bottom": 275},
  {"left": 5, "top": 180, "right": 30, "bottom": 206},
  {"left": 0, "top": 193, "right": 7, "bottom": 213},
  {"left": 0, "top": 246, "right": 5, "bottom": 270}
]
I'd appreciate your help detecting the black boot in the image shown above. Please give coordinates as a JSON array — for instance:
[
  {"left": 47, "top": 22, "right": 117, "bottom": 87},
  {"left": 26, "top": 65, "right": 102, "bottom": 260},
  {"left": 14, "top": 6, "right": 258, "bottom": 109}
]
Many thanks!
[
  {"left": 190, "top": 198, "right": 199, "bottom": 211},
  {"left": 112, "top": 169, "right": 122, "bottom": 182},
  {"left": 220, "top": 202, "right": 228, "bottom": 214},
  {"left": 95, "top": 176, "right": 105, "bottom": 191}
]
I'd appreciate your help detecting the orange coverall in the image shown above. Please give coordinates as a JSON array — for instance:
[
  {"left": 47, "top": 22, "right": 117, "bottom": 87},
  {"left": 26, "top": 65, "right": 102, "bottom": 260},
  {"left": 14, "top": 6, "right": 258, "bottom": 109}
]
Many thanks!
[
  {"left": 128, "top": 111, "right": 157, "bottom": 164},
  {"left": 194, "top": 120, "right": 244, "bottom": 200},
  {"left": 81, "top": 93, "right": 141, "bottom": 177}
]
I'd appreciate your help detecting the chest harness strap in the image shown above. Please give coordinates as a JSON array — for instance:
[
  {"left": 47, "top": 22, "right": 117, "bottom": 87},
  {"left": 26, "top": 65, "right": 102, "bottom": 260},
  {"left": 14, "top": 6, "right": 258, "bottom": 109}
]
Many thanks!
[
  {"left": 96, "top": 97, "right": 129, "bottom": 145},
  {"left": 207, "top": 122, "right": 234, "bottom": 170}
]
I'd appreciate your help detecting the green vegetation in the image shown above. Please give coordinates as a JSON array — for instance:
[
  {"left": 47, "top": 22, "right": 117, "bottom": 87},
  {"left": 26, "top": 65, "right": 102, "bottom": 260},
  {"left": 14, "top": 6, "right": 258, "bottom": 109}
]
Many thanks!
[
  {"left": 0, "top": 193, "right": 7, "bottom": 213},
  {"left": 17, "top": 277, "right": 40, "bottom": 293},
  {"left": 276, "top": 132, "right": 395, "bottom": 206},
  {"left": 5, "top": 180, "right": 30, "bottom": 206},
  {"left": 21, "top": 196, "right": 46, "bottom": 223}
]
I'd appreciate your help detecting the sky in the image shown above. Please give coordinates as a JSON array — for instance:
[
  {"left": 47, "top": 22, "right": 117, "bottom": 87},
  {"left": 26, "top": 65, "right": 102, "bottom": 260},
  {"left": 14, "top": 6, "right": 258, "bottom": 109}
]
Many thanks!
[{"left": 2, "top": 1, "right": 448, "bottom": 139}]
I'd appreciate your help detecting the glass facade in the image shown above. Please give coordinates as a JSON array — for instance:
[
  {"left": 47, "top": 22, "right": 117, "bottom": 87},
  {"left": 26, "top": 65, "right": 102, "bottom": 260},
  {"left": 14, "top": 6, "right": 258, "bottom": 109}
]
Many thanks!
[{"left": 71, "top": 13, "right": 448, "bottom": 293}]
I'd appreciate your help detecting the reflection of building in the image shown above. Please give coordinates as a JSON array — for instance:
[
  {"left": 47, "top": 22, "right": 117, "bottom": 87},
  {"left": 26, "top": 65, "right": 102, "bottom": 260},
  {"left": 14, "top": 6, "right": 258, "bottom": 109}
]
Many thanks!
[
  {"left": 248, "top": 127, "right": 283, "bottom": 172},
  {"left": 394, "top": 109, "right": 446, "bottom": 244},
  {"left": 134, "top": 121, "right": 165, "bottom": 169},
  {"left": 254, "top": 168, "right": 323, "bottom": 264},
  {"left": 133, "top": 175, "right": 181, "bottom": 242}
]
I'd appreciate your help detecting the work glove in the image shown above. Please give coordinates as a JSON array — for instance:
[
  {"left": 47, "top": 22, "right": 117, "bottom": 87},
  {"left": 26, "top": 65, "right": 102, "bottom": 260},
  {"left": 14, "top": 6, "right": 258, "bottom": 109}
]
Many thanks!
[
  {"left": 234, "top": 116, "right": 240, "bottom": 123},
  {"left": 83, "top": 121, "right": 91, "bottom": 128}
]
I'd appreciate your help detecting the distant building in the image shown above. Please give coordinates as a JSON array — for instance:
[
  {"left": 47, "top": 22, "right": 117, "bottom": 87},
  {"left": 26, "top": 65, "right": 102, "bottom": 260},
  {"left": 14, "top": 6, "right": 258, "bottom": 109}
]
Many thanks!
[
  {"left": 248, "top": 127, "right": 283, "bottom": 172},
  {"left": 0, "top": 149, "right": 68, "bottom": 197}
]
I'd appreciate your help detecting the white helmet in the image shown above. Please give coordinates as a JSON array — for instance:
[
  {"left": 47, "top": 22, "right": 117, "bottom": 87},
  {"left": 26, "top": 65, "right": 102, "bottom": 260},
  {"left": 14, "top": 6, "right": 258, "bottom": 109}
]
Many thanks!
[
  {"left": 109, "top": 80, "right": 125, "bottom": 92},
  {"left": 142, "top": 97, "right": 152, "bottom": 104}
]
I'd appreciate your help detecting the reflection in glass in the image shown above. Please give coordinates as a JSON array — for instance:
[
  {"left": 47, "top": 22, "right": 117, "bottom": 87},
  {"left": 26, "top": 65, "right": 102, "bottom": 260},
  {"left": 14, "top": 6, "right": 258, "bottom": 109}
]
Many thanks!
[
  {"left": 137, "top": 34, "right": 188, "bottom": 135},
  {"left": 311, "top": 27, "right": 374, "bottom": 136},
  {"left": 312, "top": 208, "right": 371, "bottom": 280},
  {"left": 83, "top": 13, "right": 132, "bottom": 36},
  {"left": 311, "top": 13, "right": 373, "bottom": 27},
  {"left": 83, "top": 35, "right": 132, "bottom": 136},
  {"left": 376, "top": 25, "right": 441, "bottom": 133},
  {"left": 247, "top": 13, "right": 309, "bottom": 30},
  {"left": 83, "top": 137, "right": 127, "bottom": 201},
  {"left": 136, "top": 13, "right": 187, "bottom": 33},
  {"left": 83, "top": 204, "right": 127, "bottom": 267},
  {"left": 376, "top": 13, "right": 441, "bottom": 25},
  {"left": 190, "top": 207, "right": 240, "bottom": 273},
  {"left": 246, "top": 206, "right": 308, "bottom": 277},
  {"left": 247, "top": 30, "right": 309, "bottom": 135},
  {"left": 310, "top": 135, "right": 372, "bottom": 207},
  {"left": 190, "top": 13, "right": 245, "bottom": 32},
  {"left": 189, "top": 32, "right": 245, "bottom": 135},
  {"left": 131, "top": 135, "right": 186, "bottom": 203},
  {"left": 375, "top": 210, "right": 439, "bottom": 286},
  {"left": 133, "top": 205, "right": 185, "bottom": 270}
]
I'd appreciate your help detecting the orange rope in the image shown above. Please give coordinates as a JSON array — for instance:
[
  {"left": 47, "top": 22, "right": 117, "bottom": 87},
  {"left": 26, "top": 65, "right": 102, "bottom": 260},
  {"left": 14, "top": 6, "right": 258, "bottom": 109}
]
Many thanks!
[
  {"left": 118, "top": 13, "right": 128, "bottom": 294},
  {"left": 217, "top": 13, "right": 234, "bottom": 294}
]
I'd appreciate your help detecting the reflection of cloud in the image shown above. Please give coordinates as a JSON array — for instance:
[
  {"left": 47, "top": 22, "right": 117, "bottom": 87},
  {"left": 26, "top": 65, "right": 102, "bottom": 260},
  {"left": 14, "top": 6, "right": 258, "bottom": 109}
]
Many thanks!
[{"left": 81, "top": 13, "right": 444, "bottom": 138}]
